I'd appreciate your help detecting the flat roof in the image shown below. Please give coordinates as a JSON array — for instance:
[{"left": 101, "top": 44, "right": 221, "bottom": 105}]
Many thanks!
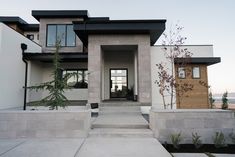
[
  {"left": 73, "top": 19, "right": 166, "bottom": 46},
  {"left": 0, "top": 16, "right": 28, "bottom": 25},
  {"left": 174, "top": 57, "right": 221, "bottom": 66},
  {"left": 32, "top": 10, "right": 89, "bottom": 21}
]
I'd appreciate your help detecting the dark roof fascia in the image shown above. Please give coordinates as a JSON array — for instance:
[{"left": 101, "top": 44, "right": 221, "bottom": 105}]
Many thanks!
[
  {"left": 20, "top": 24, "right": 39, "bottom": 31},
  {"left": 87, "top": 17, "right": 110, "bottom": 22},
  {"left": 174, "top": 57, "right": 221, "bottom": 66},
  {"left": 32, "top": 10, "right": 89, "bottom": 21},
  {"left": 0, "top": 16, "right": 28, "bottom": 25},
  {"left": 73, "top": 19, "right": 166, "bottom": 46},
  {"left": 23, "top": 52, "right": 88, "bottom": 62}
]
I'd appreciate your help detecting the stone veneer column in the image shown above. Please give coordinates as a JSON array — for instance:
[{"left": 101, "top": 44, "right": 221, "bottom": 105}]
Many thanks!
[
  {"left": 88, "top": 40, "right": 101, "bottom": 103},
  {"left": 137, "top": 40, "right": 152, "bottom": 104}
]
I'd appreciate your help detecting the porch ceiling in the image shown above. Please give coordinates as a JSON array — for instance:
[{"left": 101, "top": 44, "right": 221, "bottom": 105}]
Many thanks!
[
  {"left": 73, "top": 19, "right": 166, "bottom": 47},
  {"left": 23, "top": 52, "right": 88, "bottom": 62}
]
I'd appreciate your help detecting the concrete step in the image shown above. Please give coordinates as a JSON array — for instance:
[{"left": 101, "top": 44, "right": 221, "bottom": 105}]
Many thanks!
[
  {"left": 92, "top": 123, "right": 149, "bottom": 129},
  {"left": 99, "top": 102, "right": 142, "bottom": 107},
  {"left": 89, "top": 128, "right": 153, "bottom": 138},
  {"left": 99, "top": 106, "right": 141, "bottom": 114}
]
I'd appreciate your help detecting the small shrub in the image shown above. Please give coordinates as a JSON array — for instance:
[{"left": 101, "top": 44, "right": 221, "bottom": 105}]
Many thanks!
[
  {"left": 209, "top": 91, "right": 215, "bottom": 108},
  {"left": 213, "top": 132, "right": 227, "bottom": 148},
  {"left": 170, "top": 132, "right": 182, "bottom": 149},
  {"left": 229, "top": 132, "right": 235, "bottom": 144},
  {"left": 221, "top": 91, "right": 228, "bottom": 109},
  {"left": 192, "top": 132, "right": 202, "bottom": 149}
]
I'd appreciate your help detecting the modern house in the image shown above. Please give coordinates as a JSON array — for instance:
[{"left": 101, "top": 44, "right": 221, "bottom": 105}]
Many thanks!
[{"left": 0, "top": 10, "right": 220, "bottom": 110}]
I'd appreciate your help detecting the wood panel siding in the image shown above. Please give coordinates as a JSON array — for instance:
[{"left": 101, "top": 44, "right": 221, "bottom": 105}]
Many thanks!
[{"left": 175, "top": 64, "right": 209, "bottom": 109}]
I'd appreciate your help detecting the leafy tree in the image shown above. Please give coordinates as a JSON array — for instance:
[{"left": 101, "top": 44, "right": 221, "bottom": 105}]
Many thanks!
[
  {"left": 28, "top": 40, "right": 74, "bottom": 110},
  {"left": 155, "top": 24, "right": 193, "bottom": 109}
]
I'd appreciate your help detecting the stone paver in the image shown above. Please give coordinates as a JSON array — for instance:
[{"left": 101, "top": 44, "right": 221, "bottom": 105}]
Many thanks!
[
  {"left": 76, "top": 137, "right": 172, "bottom": 157},
  {"left": 0, "top": 138, "right": 84, "bottom": 157},
  {"left": 172, "top": 153, "right": 208, "bottom": 157}
]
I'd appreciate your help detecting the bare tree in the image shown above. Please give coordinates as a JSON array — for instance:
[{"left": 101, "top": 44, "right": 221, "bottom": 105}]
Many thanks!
[{"left": 155, "top": 24, "right": 193, "bottom": 109}]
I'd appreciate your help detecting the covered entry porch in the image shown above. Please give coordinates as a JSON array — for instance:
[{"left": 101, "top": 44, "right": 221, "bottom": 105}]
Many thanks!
[
  {"left": 101, "top": 45, "right": 137, "bottom": 101},
  {"left": 87, "top": 35, "right": 152, "bottom": 105}
]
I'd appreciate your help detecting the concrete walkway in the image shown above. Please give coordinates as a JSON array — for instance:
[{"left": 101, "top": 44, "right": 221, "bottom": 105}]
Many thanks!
[
  {"left": 0, "top": 138, "right": 85, "bottom": 157},
  {"left": 76, "top": 137, "right": 171, "bottom": 157}
]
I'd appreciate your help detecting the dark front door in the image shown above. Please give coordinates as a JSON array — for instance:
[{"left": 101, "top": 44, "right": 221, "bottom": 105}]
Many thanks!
[{"left": 110, "top": 69, "right": 128, "bottom": 98}]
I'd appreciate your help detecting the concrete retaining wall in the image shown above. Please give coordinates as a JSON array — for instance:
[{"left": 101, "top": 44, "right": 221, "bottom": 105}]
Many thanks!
[
  {"left": 150, "top": 109, "right": 235, "bottom": 144},
  {"left": 0, "top": 110, "right": 91, "bottom": 138}
]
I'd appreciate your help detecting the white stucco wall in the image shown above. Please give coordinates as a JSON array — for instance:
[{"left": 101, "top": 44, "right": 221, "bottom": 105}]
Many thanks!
[
  {"left": 28, "top": 62, "right": 88, "bottom": 102},
  {"left": 0, "top": 23, "right": 41, "bottom": 109},
  {"left": 150, "top": 45, "right": 214, "bottom": 109},
  {"left": 103, "top": 51, "right": 135, "bottom": 100}
]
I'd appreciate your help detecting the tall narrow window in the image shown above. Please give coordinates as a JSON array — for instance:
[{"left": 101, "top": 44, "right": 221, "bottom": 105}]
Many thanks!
[
  {"left": 178, "top": 67, "right": 186, "bottom": 79},
  {"left": 46, "top": 24, "right": 76, "bottom": 47},
  {"left": 57, "top": 25, "right": 66, "bottom": 46},
  {"left": 66, "top": 25, "right": 76, "bottom": 46},
  {"left": 47, "top": 25, "right": 56, "bottom": 46},
  {"left": 192, "top": 67, "right": 200, "bottom": 79}
]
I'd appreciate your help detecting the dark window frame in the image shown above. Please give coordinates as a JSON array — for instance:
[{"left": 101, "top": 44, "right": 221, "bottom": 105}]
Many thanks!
[
  {"left": 178, "top": 67, "right": 186, "bottom": 79},
  {"left": 63, "top": 69, "right": 88, "bottom": 89},
  {"left": 192, "top": 66, "right": 201, "bottom": 79},
  {"left": 26, "top": 34, "right": 34, "bottom": 40},
  {"left": 109, "top": 68, "right": 128, "bottom": 98},
  {"left": 46, "top": 24, "right": 76, "bottom": 47}
]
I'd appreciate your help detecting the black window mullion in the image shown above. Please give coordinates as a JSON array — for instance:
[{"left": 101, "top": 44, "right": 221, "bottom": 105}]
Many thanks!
[
  {"left": 55, "top": 25, "right": 58, "bottom": 46},
  {"left": 65, "top": 25, "right": 67, "bottom": 47}
]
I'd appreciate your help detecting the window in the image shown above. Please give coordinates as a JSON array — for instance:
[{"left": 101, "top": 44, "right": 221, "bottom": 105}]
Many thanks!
[
  {"left": 46, "top": 24, "right": 76, "bottom": 47},
  {"left": 178, "top": 67, "right": 186, "bottom": 79},
  {"left": 192, "top": 67, "right": 200, "bottom": 79},
  {"left": 26, "top": 34, "right": 34, "bottom": 40},
  {"left": 63, "top": 69, "right": 88, "bottom": 88}
]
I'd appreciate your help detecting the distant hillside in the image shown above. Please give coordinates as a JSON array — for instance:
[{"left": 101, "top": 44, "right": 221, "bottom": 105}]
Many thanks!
[{"left": 213, "top": 92, "right": 235, "bottom": 98}]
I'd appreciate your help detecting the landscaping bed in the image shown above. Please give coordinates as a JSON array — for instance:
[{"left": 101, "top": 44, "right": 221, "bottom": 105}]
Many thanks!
[{"left": 163, "top": 144, "right": 235, "bottom": 154}]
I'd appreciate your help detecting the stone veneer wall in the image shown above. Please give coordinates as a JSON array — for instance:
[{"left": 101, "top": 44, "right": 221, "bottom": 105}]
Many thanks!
[
  {"left": 150, "top": 109, "right": 235, "bottom": 144},
  {"left": 88, "top": 34, "right": 151, "bottom": 104},
  {"left": 0, "top": 110, "right": 91, "bottom": 138}
]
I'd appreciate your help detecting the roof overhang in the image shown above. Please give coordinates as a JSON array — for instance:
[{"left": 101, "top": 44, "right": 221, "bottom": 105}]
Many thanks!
[
  {"left": 0, "top": 16, "right": 28, "bottom": 25},
  {"left": 174, "top": 57, "right": 221, "bottom": 66},
  {"left": 32, "top": 10, "right": 89, "bottom": 21},
  {"left": 23, "top": 53, "right": 88, "bottom": 62},
  {"left": 73, "top": 19, "right": 166, "bottom": 46}
]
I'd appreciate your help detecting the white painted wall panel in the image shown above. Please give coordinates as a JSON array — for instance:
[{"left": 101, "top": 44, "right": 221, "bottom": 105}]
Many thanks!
[
  {"left": 28, "top": 62, "right": 88, "bottom": 101},
  {"left": 0, "top": 23, "right": 41, "bottom": 109}
]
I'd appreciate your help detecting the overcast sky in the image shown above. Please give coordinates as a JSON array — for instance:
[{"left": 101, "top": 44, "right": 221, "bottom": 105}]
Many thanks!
[{"left": 0, "top": 0, "right": 234, "bottom": 94}]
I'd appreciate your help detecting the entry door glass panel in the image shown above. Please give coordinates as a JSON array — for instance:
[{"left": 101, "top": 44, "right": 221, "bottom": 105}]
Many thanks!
[{"left": 110, "top": 69, "right": 127, "bottom": 98}]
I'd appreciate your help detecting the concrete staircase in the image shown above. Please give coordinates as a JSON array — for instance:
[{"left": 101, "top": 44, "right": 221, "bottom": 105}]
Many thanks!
[{"left": 90, "top": 102, "right": 152, "bottom": 138}]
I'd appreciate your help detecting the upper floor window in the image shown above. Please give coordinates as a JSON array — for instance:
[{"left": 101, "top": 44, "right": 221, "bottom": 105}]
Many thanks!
[
  {"left": 178, "top": 67, "right": 186, "bottom": 79},
  {"left": 26, "top": 34, "right": 34, "bottom": 40},
  {"left": 46, "top": 24, "right": 76, "bottom": 47},
  {"left": 192, "top": 67, "right": 200, "bottom": 79}
]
